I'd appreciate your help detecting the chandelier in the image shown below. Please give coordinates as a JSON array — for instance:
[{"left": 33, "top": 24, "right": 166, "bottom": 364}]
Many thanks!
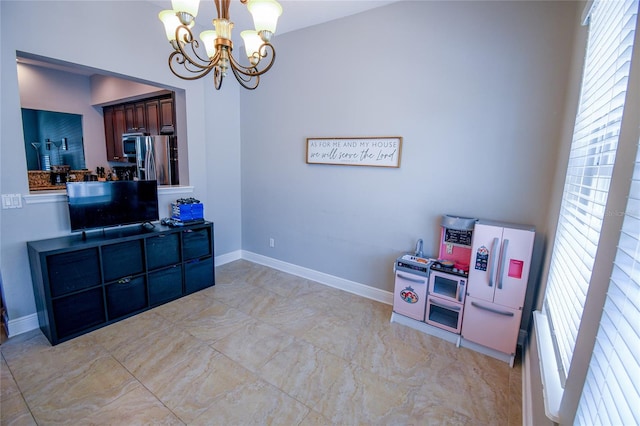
[{"left": 159, "top": 0, "right": 283, "bottom": 90}]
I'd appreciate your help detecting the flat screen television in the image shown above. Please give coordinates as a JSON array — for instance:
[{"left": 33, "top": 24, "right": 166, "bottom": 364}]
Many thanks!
[{"left": 66, "top": 180, "right": 159, "bottom": 232}]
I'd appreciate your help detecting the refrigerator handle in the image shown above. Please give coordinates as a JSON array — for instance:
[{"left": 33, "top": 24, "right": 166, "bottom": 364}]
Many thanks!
[
  {"left": 146, "top": 137, "right": 156, "bottom": 180},
  {"left": 470, "top": 301, "right": 514, "bottom": 317},
  {"left": 497, "top": 239, "right": 509, "bottom": 289},
  {"left": 488, "top": 237, "right": 500, "bottom": 287},
  {"left": 135, "top": 137, "right": 144, "bottom": 178}
]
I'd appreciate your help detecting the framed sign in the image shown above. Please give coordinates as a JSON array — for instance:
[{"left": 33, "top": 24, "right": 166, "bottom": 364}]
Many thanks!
[{"left": 306, "top": 136, "right": 402, "bottom": 167}]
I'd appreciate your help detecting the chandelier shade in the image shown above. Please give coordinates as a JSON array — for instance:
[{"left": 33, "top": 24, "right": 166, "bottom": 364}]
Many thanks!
[{"left": 158, "top": 0, "right": 282, "bottom": 90}]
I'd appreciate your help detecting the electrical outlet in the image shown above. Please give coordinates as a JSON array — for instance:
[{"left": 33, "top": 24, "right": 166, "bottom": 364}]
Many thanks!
[
  {"left": 446, "top": 243, "right": 453, "bottom": 254},
  {"left": 269, "top": 238, "right": 275, "bottom": 248}
]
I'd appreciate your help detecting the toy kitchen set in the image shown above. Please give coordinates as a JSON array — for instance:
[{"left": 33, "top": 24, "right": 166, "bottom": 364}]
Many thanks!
[{"left": 391, "top": 215, "right": 535, "bottom": 366}]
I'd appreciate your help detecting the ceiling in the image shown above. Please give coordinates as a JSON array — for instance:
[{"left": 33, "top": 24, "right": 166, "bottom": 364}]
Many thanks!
[
  {"left": 148, "top": 0, "right": 400, "bottom": 37},
  {"left": 18, "top": 1, "right": 399, "bottom": 76}
]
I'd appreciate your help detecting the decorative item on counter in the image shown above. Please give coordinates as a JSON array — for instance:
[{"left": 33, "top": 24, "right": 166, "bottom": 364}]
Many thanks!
[
  {"left": 41, "top": 155, "right": 51, "bottom": 171},
  {"left": 112, "top": 166, "right": 136, "bottom": 181},
  {"left": 171, "top": 197, "right": 204, "bottom": 223},
  {"left": 31, "top": 142, "right": 42, "bottom": 170},
  {"left": 50, "top": 165, "right": 70, "bottom": 186},
  {"left": 96, "top": 167, "right": 106, "bottom": 181}
]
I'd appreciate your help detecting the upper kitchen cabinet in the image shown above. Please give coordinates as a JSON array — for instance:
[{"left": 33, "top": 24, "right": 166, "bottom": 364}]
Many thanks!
[
  {"left": 159, "top": 95, "right": 175, "bottom": 134},
  {"left": 104, "top": 105, "right": 127, "bottom": 162},
  {"left": 144, "top": 94, "right": 175, "bottom": 136},
  {"left": 145, "top": 99, "right": 160, "bottom": 136},
  {"left": 125, "top": 102, "right": 146, "bottom": 133},
  {"left": 103, "top": 93, "right": 175, "bottom": 163}
]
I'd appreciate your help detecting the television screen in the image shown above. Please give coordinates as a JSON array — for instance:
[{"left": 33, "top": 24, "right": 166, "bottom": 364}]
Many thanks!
[{"left": 67, "top": 180, "right": 159, "bottom": 231}]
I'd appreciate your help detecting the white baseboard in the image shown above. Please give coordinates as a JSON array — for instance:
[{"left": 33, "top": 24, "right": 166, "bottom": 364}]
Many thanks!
[
  {"left": 6, "top": 251, "right": 393, "bottom": 338},
  {"left": 241, "top": 250, "right": 393, "bottom": 305},
  {"left": 6, "top": 313, "right": 39, "bottom": 338},
  {"left": 215, "top": 249, "right": 242, "bottom": 266}
]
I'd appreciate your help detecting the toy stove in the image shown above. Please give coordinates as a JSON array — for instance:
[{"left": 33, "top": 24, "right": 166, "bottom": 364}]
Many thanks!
[
  {"left": 392, "top": 255, "right": 435, "bottom": 321},
  {"left": 424, "top": 215, "right": 477, "bottom": 334},
  {"left": 430, "top": 261, "right": 468, "bottom": 278},
  {"left": 395, "top": 254, "right": 435, "bottom": 277}
]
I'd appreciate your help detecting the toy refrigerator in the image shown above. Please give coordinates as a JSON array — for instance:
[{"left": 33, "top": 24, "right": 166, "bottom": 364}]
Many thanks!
[{"left": 461, "top": 220, "right": 535, "bottom": 358}]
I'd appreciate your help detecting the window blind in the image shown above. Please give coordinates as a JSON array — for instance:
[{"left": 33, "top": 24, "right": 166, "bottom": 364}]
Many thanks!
[
  {"left": 575, "top": 134, "right": 640, "bottom": 424},
  {"left": 544, "top": 0, "right": 638, "bottom": 382}
]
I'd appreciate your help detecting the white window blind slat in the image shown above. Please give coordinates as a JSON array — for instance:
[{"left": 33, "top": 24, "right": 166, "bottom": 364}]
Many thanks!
[
  {"left": 543, "top": 0, "right": 637, "bottom": 388},
  {"left": 576, "top": 26, "right": 640, "bottom": 418}
]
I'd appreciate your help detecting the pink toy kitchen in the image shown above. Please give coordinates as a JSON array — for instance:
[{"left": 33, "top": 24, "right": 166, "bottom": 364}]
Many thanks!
[{"left": 391, "top": 214, "right": 535, "bottom": 367}]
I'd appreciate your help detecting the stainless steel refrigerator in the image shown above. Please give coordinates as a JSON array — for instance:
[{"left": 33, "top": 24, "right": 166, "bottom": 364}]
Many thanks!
[{"left": 135, "top": 135, "right": 178, "bottom": 185}]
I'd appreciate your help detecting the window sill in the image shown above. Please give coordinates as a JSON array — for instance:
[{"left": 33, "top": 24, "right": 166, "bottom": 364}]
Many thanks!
[{"left": 533, "top": 310, "right": 562, "bottom": 423}]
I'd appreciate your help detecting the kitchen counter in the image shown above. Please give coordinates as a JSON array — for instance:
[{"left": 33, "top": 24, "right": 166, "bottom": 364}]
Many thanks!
[{"left": 28, "top": 170, "right": 91, "bottom": 191}]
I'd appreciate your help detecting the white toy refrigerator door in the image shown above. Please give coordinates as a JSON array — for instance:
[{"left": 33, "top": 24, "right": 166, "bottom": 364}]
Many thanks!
[
  {"left": 493, "top": 227, "right": 534, "bottom": 309},
  {"left": 461, "top": 295, "right": 523, "bottom": 355},
  {"left": 393, "top": 271, "right": 428, "bottom": 321},
  {"left": 467, "top": 223, "right": 502, "bottom": 303}
]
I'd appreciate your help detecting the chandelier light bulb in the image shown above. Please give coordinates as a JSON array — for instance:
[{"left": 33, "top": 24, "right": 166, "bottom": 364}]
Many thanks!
[
  {"left": 247, "top": 0, "right": 282, "bottom": 34},
  {"left": 158, "top": 10, "right": 181, "bottom": 42},
  {"left": 199, "top": 30, "right": 218, "bottom": 58},
  {"left": 241, "top": 30, "right": 263, "bottom": 63},
  {"left": 171, "top": 0, "right": 200, "bottom": 24}
]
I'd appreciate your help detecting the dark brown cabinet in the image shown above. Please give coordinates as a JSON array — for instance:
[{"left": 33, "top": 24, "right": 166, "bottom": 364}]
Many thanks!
[
  {"left": 159, "top": 97, "right": 175, "bottom": 133},
  {"left": 102, "top": 93, "right": 175, "bottom": 163},
  {"left": 103, "top": 105, "right": 127, "bottom": 162},
  {"left": 145, "top": 99, "right": 160, "bottom": 136},
  {"left": 124, "top": 102, "right": 146, "bottom": 133},
  {"left": 103, "top": 107, "right": 116, "bottom": 162},
  {"left": 28, "top": 222, "right": 215, "bottom": 345}
]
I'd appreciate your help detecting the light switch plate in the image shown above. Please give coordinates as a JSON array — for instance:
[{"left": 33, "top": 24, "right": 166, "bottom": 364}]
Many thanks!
[
  {"left": 11, "top": 194, "right": 22, "bottom": 208},
  {"left": 2, "top": 194, "right": 22, "bottom": 209},
  {"left": 1, "top": 195, "right": 11, "bottom": 209}
]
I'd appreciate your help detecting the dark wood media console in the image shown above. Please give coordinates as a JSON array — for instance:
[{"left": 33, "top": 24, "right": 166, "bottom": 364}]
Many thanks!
[{"left": 27, "top": 221, "right": 214, "bottom": 345}]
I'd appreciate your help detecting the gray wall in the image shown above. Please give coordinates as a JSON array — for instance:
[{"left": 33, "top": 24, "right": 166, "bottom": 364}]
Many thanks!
[
  {"left": 0, "top": 0, "right": 242, "bottom": 321},
  {"left": 241, "top": 1, "right": 578, "bottom": 292},
  {"left": 1, "top": 0, "right": 578, "bottom": 333}
]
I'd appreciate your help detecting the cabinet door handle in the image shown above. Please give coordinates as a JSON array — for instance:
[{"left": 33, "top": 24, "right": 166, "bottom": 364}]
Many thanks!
[
  {"left": 396, "top": 273, "right": 425, "bottom": 284},
  {"left": 470, "top": 301, "right": 514, "bottom": 317}
]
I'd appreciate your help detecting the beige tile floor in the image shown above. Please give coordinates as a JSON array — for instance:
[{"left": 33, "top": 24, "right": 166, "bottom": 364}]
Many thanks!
[{"left": 1, "top": 260, "right": 522, "bottom": 425}]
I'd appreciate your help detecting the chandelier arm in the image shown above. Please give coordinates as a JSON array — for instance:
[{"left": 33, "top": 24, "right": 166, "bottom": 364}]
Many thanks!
[
  {"left": 168, "top": 50, "right": 218, "bottom": 81},
  {"left": 230, "top": 64, "right": 257, "bottom": 85},
  {"left": 228, "top": 43, "right": 276, "bottom": 78},
  {"left": 228, "top": 55, "right": 257, "bottom": 81},
  {"left": 174, "top": 25, "right": 217, "bottom": 69},
  {"left": 230, "top": 65, "right": 260, "bottom": 90}
]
